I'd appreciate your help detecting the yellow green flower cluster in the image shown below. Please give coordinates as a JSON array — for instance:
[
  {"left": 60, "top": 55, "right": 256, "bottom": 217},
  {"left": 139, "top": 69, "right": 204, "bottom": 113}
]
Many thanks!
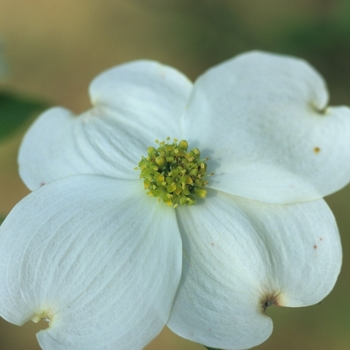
[{"left": 138, "top": 138, "right": 209, "bottom": 207}]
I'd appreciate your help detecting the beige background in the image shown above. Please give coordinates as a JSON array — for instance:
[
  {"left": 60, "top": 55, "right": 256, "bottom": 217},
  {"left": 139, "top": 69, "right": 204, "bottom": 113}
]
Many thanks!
[{"left": 1, "top": 0, "right": 350, "bottom": 349}]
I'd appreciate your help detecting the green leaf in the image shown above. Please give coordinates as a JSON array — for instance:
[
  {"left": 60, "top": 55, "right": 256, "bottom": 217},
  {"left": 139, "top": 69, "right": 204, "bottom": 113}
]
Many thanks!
[
  {"left": 204, "top": 347, "right": 221, "bottom": 350},
  {"left": 0, "top": 215, "right": 5, "bottom": 225},
  {"left": 0, "top": 91, "right": 48, "bottom": 141}
]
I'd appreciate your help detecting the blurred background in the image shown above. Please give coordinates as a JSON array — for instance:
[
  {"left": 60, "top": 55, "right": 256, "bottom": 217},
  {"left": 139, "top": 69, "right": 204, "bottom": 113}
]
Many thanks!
[{"left": 1, "top": 0, "right": 350, "bottom": 349}]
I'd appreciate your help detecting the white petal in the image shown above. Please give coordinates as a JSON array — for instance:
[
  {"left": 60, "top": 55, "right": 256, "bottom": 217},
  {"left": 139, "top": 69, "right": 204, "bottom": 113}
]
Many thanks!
[
  {"left": 19, "top": 60, "right": 192, "bottom": 190},
  {"left": 183, "top": 51, "right": 350, "bottom": 203},
  {"left": 0, "top": 175, "right": 182, "bottom": 350},
  {"left": 168, "top": 191, "right": 341, "bottom": 349}
]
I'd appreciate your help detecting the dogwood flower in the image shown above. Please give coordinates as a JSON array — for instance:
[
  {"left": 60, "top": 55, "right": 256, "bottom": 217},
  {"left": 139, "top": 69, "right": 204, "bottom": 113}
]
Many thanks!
[{"left": 0, "top": 51, "right": 350, "bottom": 350}]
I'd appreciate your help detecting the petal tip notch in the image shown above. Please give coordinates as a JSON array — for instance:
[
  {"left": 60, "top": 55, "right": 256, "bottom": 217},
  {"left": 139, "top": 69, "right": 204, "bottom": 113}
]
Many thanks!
[
  {"left": 31, "top": 308, "right": 55, "bottom": 328},
  {"left": 261, "top": 292, "right": 284, "bottom": 313}
]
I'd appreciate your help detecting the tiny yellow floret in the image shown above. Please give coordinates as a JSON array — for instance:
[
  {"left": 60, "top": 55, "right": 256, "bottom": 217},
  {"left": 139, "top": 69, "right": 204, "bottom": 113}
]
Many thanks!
[{"left": 137, "top": 138, "right": 210, "bottom": 207}]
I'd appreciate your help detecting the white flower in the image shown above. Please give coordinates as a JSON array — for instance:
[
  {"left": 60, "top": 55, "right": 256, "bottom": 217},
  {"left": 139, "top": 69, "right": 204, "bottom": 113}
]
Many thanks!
[{"left": 0, "top": 51, "right": 349, "bottom": 350}]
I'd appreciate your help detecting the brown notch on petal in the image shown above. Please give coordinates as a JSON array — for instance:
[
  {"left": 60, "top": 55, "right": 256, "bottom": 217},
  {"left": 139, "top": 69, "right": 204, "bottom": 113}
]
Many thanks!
[{"left": 261, "top": 293, "right": 281, "bottom": 313}]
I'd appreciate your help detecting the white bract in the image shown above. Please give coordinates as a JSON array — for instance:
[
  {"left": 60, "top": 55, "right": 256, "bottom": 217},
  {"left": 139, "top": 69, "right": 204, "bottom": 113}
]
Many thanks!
[{"left": 0, "top": 51, "right": 349, "bottom": 350}]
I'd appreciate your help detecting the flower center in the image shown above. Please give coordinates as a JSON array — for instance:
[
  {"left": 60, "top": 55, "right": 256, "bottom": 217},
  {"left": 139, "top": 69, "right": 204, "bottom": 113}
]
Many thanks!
[{"left": 137, "top": 138, "right": 209, "bottom": 207}]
